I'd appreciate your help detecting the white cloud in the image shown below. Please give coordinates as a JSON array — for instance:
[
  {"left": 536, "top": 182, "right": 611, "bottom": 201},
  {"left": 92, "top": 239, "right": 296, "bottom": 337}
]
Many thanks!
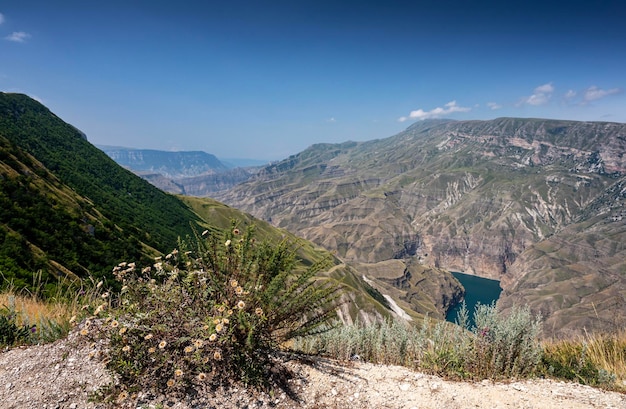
[
  {"left": 5, "top": 31, "right": 31, "bottom": 43},
  {"left": 487, "top": 102, "right": 502, "bottom": 110},
  {"left": 0, "top": 13, "right": 5, "bottom": 25},
  {"left": 399, "top": 100, "right": 471, "bottom": 122},
  {"left": 520, "top": 82, "right": 554, "bottom": 106},
  {"left": 583, "top": 86, "right": 621, "bottom": 102},
  {"left": 564, "top": 89, "right": 577, "bottom": 100},
  {"left": 327, "top": 117, "right": 336, "bottom": 123}
]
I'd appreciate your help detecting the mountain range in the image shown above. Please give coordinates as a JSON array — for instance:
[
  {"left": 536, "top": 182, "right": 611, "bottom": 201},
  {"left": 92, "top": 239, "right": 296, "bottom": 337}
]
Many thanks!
[
  {"left": 214, "top": 117, "right": 626, "bottom": 337},
  {"left": 2, "top": 92, "right": 453, "bottom": 325},
  {"left": 3, "top": 91, "right": 625, "bottom": 337}
]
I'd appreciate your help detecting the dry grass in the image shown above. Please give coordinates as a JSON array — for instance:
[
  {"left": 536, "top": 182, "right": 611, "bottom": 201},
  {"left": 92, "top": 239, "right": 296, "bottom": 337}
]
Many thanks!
[
  {"left": 0, "top": 292, "right": 73, "bottom": 326},
  {"left": 0, "top": 276, "right": 106, "bottom": 345},
  {"left": 542, "top": 329, "right": 626, "bottom": 391}
]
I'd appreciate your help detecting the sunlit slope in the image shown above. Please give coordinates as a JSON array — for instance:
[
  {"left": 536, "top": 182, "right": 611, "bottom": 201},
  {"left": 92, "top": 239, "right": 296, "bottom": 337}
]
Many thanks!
[
  {"left": 215, "top": 117, "right": 626, "bottom": 335},
  {"left": 0, "top": 93, "right": 201, "bottom": 288},
  {"left": 180, "top": 195, "right": 461, "bottom": 322}
]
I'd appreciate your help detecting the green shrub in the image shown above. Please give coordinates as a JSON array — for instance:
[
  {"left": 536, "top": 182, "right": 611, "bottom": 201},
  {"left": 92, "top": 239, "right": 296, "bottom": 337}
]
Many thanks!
[
  {"left": 0, "top": 302, "right": 35, "bottom": 346},
  {"left": 468, "top": 303, "right": 543, "bottom": 378},
  {"left": 294, "top": 302, "right": 542, "bottom": 380},
  {"left": 88, "top": 224, "right": 340, "bottom": 402}
]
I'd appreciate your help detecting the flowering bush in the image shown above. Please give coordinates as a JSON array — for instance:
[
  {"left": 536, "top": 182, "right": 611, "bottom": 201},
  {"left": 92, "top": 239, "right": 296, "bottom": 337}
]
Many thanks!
[{"left": 88, "top": 224, "right": 339, "bottom": 402}]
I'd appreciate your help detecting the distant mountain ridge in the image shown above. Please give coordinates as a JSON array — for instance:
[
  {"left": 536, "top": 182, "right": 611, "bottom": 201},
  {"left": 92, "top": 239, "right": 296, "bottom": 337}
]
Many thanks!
[
  {"left": 98, "top": 146, "right": 264, "bottom": 195},
  {"left": 97, "top": 145, "right": 229, "bottom": 178},
  {"left": 214, "top": 116, "right": 626, "bottom": 336}
]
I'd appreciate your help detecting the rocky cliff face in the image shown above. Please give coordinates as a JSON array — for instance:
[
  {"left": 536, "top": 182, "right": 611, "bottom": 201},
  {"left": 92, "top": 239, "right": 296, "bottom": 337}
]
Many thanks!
[{"left": 214, "top": 117, "right": 626, "bottom": 336}]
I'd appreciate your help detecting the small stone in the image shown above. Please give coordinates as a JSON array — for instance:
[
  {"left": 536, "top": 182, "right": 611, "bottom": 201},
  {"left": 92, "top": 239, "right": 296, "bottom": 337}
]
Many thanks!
[{"left": 399, "top": 383, "right": 410, "bottom": 391}]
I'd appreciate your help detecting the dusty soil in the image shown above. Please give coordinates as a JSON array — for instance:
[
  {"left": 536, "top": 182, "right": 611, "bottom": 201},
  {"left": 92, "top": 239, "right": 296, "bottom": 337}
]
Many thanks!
[{"left": 1, "top": 329, "right": 624, "bottom": 409}]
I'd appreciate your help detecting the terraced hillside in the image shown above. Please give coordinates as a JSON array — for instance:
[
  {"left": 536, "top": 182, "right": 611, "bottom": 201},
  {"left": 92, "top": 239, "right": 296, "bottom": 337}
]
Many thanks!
[{"left": 215, "top": 118, "right": 626, "bottom": 336}]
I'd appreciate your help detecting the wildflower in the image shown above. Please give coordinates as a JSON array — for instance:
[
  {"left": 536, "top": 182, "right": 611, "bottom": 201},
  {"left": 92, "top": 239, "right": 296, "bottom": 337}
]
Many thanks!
[
  {"left": 144, "top": 333, "right": 153, "bottom": 340},
  {"left": 225, "top": 239, "right": 231, "bottom": 247},
  {"left": 237, "top": 300, "right": 245, "bottom": 309},
  {"left": 197, "top": 372, "right": 207, "bottom": 381},
  {"left": 227, "top": 309, "right": 233, "bottom": 316},
  {"left": 80, "top": 328, "right": 89, "bottom": 336},
  {"left": 184, "top": 346, "right": 194, "bottom": 354},
  {"left": 233, "top": 228, "right": 240, "bottom": 235},
  {"left": 154, "top": 262, "right": 162, "bottom": 269},
  {"left": 174, "top": 369, "right": 183, "bottom": 377},
  {"left": 221, "top": 318, "right": 229, "bottom": 325},
  {"left": 85, "top": 319, "right": 92, "bottom": 327},
  {"left": 255, "top": 308, "right": 263, "bottom": 316},
  {"left": 218, "top": 305, "right": 226, "bottom": 313},
  {"left": 117, "top": 391, "right": 128, "bottom": 402},
  {"left": 213, "top": 318, "right": 221, "bottom": 325},
  {"left": 230, "top": 279, "right": 238, "bottom": 288},
  {"left": 165, "top": 253, "right": 173, "bottom": 260},
  {"left": 235, "top": 286, "right": 244, "bottom": 295},
  {"left": 202, "top": 357, "right": 210, "bottom": 364},
  {"left": 128, "top": 262, "right": 136, "bottom": 268},
  {"left": 101, "top": 292, "right": 109, "bottom": 299},
  {"left": 194, "top": 339, "right": 204, "bottom": 348},
  {"left": 159, "top": 340, "right": 167, "bottom": 349},
  {"left": 96, "top": 281, "right": 103, "bottom": 288},
  {"left": 215, "top": 323, "right": 223, "bottom": 333},
  {"left": 213, "top": 351, "right": 222, "bottom": 361},
  {"left": 202, "top": 324, "right": 210, "bottom": 331},
  {"left": 110, "top": 320, "right": 119, "bottom": 328},
  {"left": 167, "top": 379, "right": 175, "bottom": 387},
  {"left": 209, "top": 334, "right": 217, "bottom": 342},
  {"left": 119, "top": 327, "right": 127, "bottom": 335},
  {"left": 122, "top": 345, "right": 131, "bottom": 353},
  {"left": 148, "top": 347, "right": 156, "bottom": 354}
]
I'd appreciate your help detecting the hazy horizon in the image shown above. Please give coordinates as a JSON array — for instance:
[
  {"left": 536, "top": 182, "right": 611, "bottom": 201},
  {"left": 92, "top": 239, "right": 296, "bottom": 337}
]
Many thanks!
[{"left": 1, "top": 1, "right": 624, "bottom": 161}]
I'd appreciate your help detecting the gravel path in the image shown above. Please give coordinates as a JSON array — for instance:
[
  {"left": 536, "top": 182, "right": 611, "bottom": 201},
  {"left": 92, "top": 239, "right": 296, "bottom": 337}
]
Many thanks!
[{"left": 1, "top": 330, "right": 624, "bottom": 409}]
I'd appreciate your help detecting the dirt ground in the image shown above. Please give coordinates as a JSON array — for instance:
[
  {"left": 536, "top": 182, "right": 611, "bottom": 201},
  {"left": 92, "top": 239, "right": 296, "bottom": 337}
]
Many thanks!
[{"left": 1, "top": 329, "right": 624, "bottom": 409}]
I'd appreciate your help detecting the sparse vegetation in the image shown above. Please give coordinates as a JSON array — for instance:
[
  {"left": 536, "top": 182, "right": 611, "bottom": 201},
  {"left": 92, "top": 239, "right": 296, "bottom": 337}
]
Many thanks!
[
  {"left": 294, "top": 302, "right": 543, "bottom": 380},
  {"left": 293, "top": 303, "right": 625, "bottom": 391},
  {"left": 84, "top": 224, "right": 340, "bottom": 403},
  {"left": 0, "top": 278, "right": 103, "bottom": 347},
  {"left": 541, "top": 330, "right": 626, "bottom": 389}
]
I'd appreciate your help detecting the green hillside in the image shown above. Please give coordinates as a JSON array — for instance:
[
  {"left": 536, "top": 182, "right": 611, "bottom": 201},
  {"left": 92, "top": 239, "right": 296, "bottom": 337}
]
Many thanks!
[
  {"left": 0, "top": 93, "right": 201, "bottom": 290},
  {"left": 0, "top": 93, "right": 401, "bottom": 325}
]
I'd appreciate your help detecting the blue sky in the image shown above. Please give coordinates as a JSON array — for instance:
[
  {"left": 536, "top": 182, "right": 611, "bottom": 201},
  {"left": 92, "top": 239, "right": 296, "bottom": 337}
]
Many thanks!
[{"left": 1, "top": 1, "right": 625, "bottom": 160}]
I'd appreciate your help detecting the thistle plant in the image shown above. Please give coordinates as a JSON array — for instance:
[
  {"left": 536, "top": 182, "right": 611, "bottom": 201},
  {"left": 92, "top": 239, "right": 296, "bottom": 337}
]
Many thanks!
[{"left": 90, "top": 224, "right": 340, "bottom": 402}]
